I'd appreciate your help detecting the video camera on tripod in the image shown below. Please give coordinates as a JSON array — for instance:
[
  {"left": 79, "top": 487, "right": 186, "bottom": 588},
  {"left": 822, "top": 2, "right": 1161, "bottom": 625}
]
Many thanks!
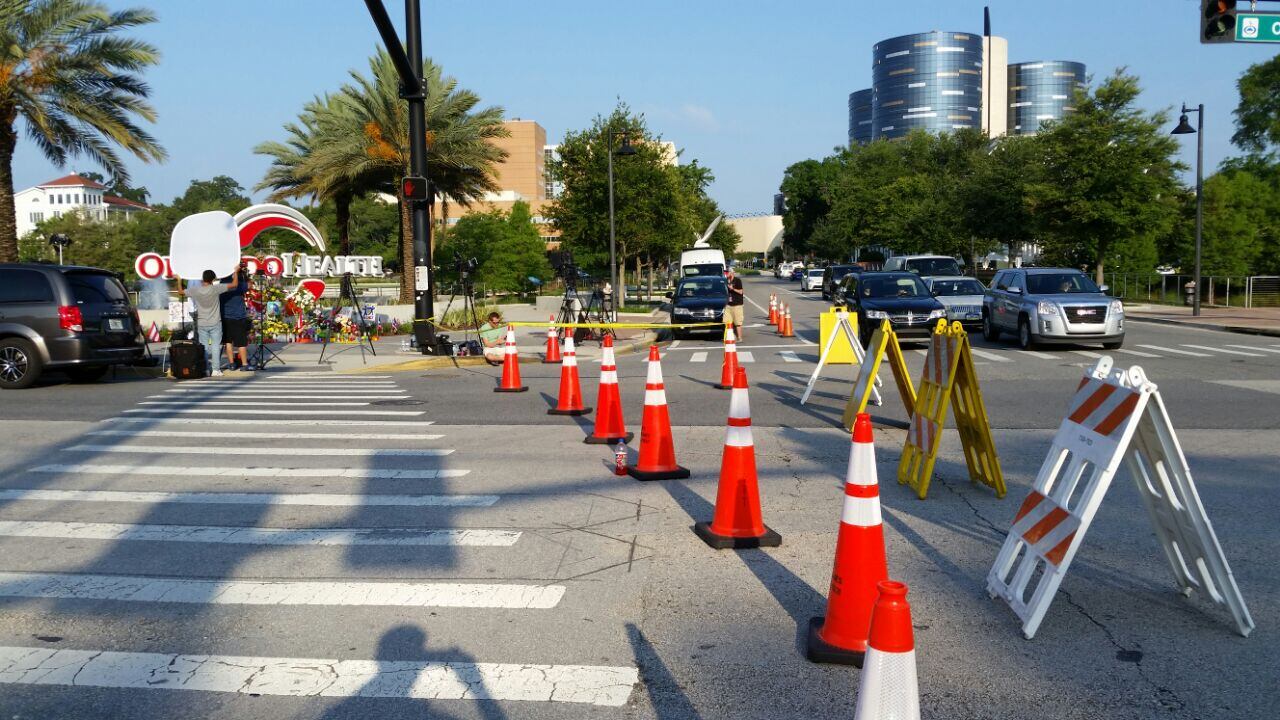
[
  {"left": 549, "top": 250, "right": 579, "bottom": 292},
  {"left": 453, "top": 253, "right": 479, "bottom": 282}
]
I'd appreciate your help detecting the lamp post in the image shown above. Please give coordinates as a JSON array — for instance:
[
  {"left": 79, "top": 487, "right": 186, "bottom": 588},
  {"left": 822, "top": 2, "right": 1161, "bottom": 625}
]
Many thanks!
[
  {"left": 606, "top": 131, "right": 636, "bottom": 321},
  {"left": 1171, "top": 103, "right": 1203, "bottom": 317}
]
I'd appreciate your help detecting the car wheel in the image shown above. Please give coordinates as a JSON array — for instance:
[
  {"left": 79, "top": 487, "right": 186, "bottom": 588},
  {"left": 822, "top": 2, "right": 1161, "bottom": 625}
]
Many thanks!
[
  {"left": 0, "top": 338, "right": 42, "bottom": 390},
  {"left": 1017, "top": 316, "right": 1038, "bottom": 350},
  {"left": 982, "top": 312, "right": 1001, "bottom": 342},
  {"left": 1103, "top": 339, "right": 1124, "bottom": 350},
  {"left": 66, "top": 365, "right": 110, "bottom": 383}
]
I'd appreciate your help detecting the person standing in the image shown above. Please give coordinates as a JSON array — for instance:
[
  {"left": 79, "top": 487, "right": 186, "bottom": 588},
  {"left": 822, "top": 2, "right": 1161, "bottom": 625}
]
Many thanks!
[
  {"left": 219, "top": 268, "right": 250, "bottom": 371},
  {"left": 726, "top": 268, "right": 745, "bottom": 341},
  {"left": 187, "top": 268, "right": 237, "bottom": 377}
]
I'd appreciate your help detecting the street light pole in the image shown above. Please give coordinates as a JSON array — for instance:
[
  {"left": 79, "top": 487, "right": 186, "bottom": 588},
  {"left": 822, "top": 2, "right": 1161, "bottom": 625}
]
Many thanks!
[
  {"left": 1171, "top": 103, "right": 1204, "bottom": 317},
  {"left": 607, "top": 132, "right": 618, "bottom": 322}
]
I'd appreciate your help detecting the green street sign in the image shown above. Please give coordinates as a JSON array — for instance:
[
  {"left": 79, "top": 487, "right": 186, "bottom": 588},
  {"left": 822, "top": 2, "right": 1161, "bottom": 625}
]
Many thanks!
[{"left": 1236, "top": 13, "right": 1280, "bottom": 43}]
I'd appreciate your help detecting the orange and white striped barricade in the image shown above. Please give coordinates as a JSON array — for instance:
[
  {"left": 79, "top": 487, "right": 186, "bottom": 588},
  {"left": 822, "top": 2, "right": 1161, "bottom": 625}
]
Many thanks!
[
  {"left": 987, "top": 357, "right": 1254, "bottom": 640},
  {"left": 897, "top": 320, "right": 1004, "bottom": 500},
  {"left": 842, "top": 318, "right": 916, "bottom": 431},
  {"left": 800, "top": 308, "right": 880, "bottom": 406}
]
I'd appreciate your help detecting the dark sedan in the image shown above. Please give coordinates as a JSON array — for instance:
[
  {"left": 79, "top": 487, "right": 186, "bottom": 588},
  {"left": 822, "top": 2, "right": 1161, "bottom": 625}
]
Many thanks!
[
  {"left": 840, "top": 271, "right": 947, "bottom": 346},
  {"left": 668, "top": 276, "right": 728, "bottom": 340}
]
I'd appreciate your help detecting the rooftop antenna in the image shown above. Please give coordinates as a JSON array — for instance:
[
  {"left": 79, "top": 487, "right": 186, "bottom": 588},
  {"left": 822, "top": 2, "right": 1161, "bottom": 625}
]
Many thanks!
[{"left": 693, "top": 215, "right": 722, "bottom": 248}]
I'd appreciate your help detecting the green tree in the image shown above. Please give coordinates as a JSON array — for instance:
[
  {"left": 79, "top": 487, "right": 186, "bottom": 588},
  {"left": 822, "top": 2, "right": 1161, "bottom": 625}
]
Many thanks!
[
  {"left": 79, "top": 171, "right": 150, "bottom": 204},
  {"left": 1232, "top": 53, "right": 1280, "bottom": 154},
  {"left": 0, "top": 0, "right": 167, "bottom": 261},
  {"left": 170, "top": 175, "right": 250, "bottom": 215},
  {"left": 1201, "top": 169, "right": 1275, "bottom": 276},
  {"left": 778, "top": 157, "right": 838, "bottom": 258},
  {"left": 436, "top": 201, "right": 551, "bottom": 293},
  {"left": 1027, "top": 70, "right": 1184, "bottom": 283}
]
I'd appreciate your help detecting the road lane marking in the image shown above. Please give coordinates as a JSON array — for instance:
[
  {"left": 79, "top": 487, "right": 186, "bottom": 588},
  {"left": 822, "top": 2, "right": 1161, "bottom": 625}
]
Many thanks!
[
  {"left": 88, "top": 429, "right": 443, "bottom": 441},
  {"left": 1137, "top": 344, "right": 1209, "bottom": 357},
  {"left": 967, "top": 348, "right": 1013, "bottom": 362},
  {"left": 912, "top": 349, "right": 927, "bottom": 357},
  {"left": 662, "top": 343, "right": 811, "bottom": 350},
  {"left": 0, "top": 572, "right": 561, "bottom": 609},
  {"left": 1070, "top": 350, "right": 1104, "bottom": 359},
  {"left": 122, "top": 409, "right": 425, "bottom": 416},
  {"left": 669, "top": 340, "right": 682, "bottom": 349},
  {"left": 1228, "top": 344, "right": 1280, "bottom": 355},
  {"left": 743, "top": 294, "right": 769, "bottom": 316},
  {"left": 141, "top": 401, "right": 372, "bottom": 407},
  {"left": 66, "top": 445, "right": 454, "bottom": 457},
  {"left": 779, "top": 351, "right": 801, "bottom": 363},
  {"left": 261, "top": 373, "right": 392, "bottom": 378},
  {"left": 151, "top": 395, "right": 410, "bottom": 401},
  {"left": 0, "top": 488, "right": 496, "bottom": 507},
  {"left": 738, "top": 351, "right": 754, "bottom": 363},
  {"left": 689, "top": 352, "right": 708, "bottom": 363},
  {"left": 1024, "top": 351, "right": 1060, "bottom": 360},
  {"left": 102, "top": 417, "right": 433, "bottom": 426},
  {"left": 1183, "top": 344, "right": 1263, "bottom": 357},
  {"left": 0, "top": 646, "right": 638, "bottom": 707},
  {"left": 0, "top": 521, "right": 518, "bottom": 546},
  {"left": 1114, "top": 348, "right": 1162, "bottom": 358},
  {"left": 31, "top": 464, "right": 469, "bottom": 480}
]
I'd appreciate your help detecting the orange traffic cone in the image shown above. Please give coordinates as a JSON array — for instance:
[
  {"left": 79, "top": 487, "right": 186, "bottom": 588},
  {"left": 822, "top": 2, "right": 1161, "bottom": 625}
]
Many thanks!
[
  {"left": 715, "top": 323, "right": 740, "bottom": 390},
  {"left": 627, "top": 345, "right": 690, "bottom": 481},
  {"left": 548, "top": 333, "right": 591, "bottom": 416},
  {"left": 807, "top": 413, "right": 889, "bottom": 666},
  {"left": 694, "top": 365, "right": 782, "bottom": 549},
  {"left": 780, "top": 305, "right": 795, "bottom": 338},
  {"left": 768, "top": 295, "right": 779, "bottom": 326},
  {"left": 853, "top": 581, "right": 920, "bottom": 720},
  {"left": 585, "top": 335, "right": 632, "bottom": 444},
  {"left": 543, "top": 315, "right": 562, "bottom": 364},
  {"left": 494, "top": 325, "right": 528, "bottom": 393}
]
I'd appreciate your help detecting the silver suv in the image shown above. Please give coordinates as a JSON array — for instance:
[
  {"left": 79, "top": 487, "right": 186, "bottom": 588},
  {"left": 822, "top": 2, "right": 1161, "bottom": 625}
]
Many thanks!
[{"left": 982, "top": 268, "right": 1124, "bottom": 350}]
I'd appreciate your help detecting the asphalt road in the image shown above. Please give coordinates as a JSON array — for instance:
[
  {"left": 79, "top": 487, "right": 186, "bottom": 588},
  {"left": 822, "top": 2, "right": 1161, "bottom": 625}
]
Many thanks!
[{"left": 0, "top": 275, "right": 1275, "bottom": 719}]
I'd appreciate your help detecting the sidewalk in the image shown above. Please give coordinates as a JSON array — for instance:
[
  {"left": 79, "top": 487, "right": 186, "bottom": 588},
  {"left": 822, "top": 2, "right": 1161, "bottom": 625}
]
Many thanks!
[{"left": 1124, "top": 304, "right": 1280, "bottom": 337}]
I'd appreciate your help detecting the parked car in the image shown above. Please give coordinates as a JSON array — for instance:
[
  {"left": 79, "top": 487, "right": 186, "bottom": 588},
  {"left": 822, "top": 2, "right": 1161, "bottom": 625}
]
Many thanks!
[
  {"left": 982, "top": 267, "right": 1124, "bottom": 350},
  {"left": 668, "top": 275, "right": 728, "bottom": 340},
  {"left": 774, "top": 261, "right": 796, "bottom": 279},
  {"left": 0, "top": 263, "right": 147, "bottom": 389},
  {"left": 789, "top": 265, "right": 807, "bottom": 281},
  {"left": 801, "top": 268, "right": 826, "bottom": 291},
  {"left": 842, "top": 271, "right": 947, "bottom": 346},
  {"left": 821, "top": 264, "right": 862, "bottom": 301},
  {"left": 926, "top": 276, "right": 987, "bottom": 330},
  {"left": 883, "top": 254, "right": 964, "bottom": 279}
]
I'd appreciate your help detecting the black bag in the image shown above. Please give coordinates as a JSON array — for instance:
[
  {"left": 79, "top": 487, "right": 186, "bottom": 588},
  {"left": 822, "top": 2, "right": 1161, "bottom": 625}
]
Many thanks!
[{"left": 169, "top": 340, "right": 206, "bottom": 380}]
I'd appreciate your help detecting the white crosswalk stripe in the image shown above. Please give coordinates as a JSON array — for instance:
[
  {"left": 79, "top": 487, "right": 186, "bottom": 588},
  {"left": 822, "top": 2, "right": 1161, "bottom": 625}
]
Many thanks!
[
  {"left": 123, "top": 408, "right": 425, "bottom": 416},
  {"left": 141, "top": 400, "right": 373, "bottom": 407},
  {"left": 1023, "top": 351, "right": 1061, "bottom": 360},
  {"left": 738, "top": 351, "right": 755, "bottom": 363},
  {"left": 967, "top": 347, "right": 1013, "bottom": 362},
  {"left": 0, "top": 520, "right": 519, "bottom": 546},
  {"left": 1114, "top": 348, "right": 1162, "bottom": 358},
  {"left": 32, "top": 464, "right": 469, "bottom": 480},
  {"left": 0, "top": 488, "right": 496, "bottom": 507},
  {"left": 1229, "top": 344, "right": 1280, "bottom": 355},
  {"left": 88, "top": 429, "right": 444, "bottom": 441},
  {"left": 1183, "top": 344, "right": 1263, "bottom": 357},
  {"left": 1070, "top": 350, "right": 1104, "bottom": 359},
  {"left": 1138, "top": 344, "right": 1210, "bottom": 357},
  {"left": 779, "top": 351, "right": 802, "bottom": 363},
  {"left": 690, "top": 351, "right": 708, "bottom": 363},
  {"left": 101, "top": 417, "right": 434, "bottom": 426},
  {"left": 65, "top": 444, "right": 454, "bottom": 458}
]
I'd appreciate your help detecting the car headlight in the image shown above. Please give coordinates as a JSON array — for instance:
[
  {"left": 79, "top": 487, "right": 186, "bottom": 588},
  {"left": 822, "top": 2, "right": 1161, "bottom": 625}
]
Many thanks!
[
  {"left": 1110, "top": 300, "right": 1124, "bottom": 314},
  {"left": 865, "top": 310, "right": 888, "bottom": 320},
  {"left": 928, "top": 308, "right": 946, "bottom": 320},
  {"left": 672, "top": 307, "right": 692, "bottom": 315},
  {"left": 1037, "top": 300, "right": 1059, "bottom": 316}
]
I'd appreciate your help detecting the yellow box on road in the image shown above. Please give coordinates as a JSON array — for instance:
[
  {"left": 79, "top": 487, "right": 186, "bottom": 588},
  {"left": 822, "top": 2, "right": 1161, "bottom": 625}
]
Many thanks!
[{"left": 818, "top": 306, "right": 858, "bottom": 364}]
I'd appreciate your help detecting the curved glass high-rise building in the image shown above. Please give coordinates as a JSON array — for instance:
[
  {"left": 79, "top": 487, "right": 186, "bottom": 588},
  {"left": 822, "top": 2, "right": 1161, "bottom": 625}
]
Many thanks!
[
  {"left": 1007, "top": 61, "right": 1086, "bottom": 135},
  {"left": 871, "top": 31, "right": 984, "bottom": 141},
  {"left": 848, "top": 89, "right": 873, "bottom": 145}
]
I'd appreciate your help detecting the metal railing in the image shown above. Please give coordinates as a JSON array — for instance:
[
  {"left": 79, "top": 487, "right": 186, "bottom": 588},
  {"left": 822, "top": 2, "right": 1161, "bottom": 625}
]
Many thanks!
[{"left": 1102, "top": 273, "right": 1280, "bottom": 308}]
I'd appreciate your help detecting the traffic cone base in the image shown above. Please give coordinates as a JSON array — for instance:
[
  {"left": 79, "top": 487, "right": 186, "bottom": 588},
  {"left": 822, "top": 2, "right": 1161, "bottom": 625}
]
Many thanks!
[
  {"left": 584, "top": 431, "right": 633, "bottom": 445},
  {"left": 693, "top": 521, "right": 781, "bottom": 549},
  {"left": 494, "top": 386, "right": 529, "bottom": 393},
  {"left": 805, "top": 616, "right": 865, "bottom": 666},
  {"left": 627, "top": 463, "right": 690, "bottom": 481},
  {"left": 548, "top": 406, "right": 592, "bottom": 416}
]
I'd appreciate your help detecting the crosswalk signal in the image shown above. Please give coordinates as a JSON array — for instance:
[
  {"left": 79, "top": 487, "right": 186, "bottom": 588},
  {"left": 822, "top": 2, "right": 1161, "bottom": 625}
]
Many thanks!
[
  {"left": 401, "top": 176, "right": 427, "bottom": 201},
  {"left": 1201, "top": 0, "right": 1238, "bottom": 43}
]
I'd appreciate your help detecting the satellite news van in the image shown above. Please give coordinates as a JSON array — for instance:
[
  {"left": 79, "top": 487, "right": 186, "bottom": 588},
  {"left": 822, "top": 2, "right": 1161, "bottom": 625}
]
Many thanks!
[{"left": 679, "top": 216, "right": 727, "bottom": 278}]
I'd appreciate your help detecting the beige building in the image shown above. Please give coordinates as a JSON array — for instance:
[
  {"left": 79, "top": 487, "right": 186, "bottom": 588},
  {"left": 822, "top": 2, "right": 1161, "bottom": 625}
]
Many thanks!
[{"left": 726, "top": 214, "right": 783, "bottom": 257}]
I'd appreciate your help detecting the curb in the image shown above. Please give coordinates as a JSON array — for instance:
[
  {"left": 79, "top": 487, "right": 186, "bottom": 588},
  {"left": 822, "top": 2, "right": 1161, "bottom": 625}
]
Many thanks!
[{"left": 1126, "top": 315, "right": 1280, "bottom": 338}]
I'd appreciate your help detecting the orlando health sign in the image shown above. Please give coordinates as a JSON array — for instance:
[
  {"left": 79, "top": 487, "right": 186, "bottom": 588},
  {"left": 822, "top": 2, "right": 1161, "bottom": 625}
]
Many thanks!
[{"left": 136, "top": 204, "right": 385, "bottom": 280}]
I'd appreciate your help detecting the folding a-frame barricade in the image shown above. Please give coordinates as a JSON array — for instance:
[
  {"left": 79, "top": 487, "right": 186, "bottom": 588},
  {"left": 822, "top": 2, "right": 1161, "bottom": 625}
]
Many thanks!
[
  {"left": 841, "top": 319, "right": 916, "bottom": 431},
  {"left": 800, "top": 308, "right": 881, "bottom": 407}
]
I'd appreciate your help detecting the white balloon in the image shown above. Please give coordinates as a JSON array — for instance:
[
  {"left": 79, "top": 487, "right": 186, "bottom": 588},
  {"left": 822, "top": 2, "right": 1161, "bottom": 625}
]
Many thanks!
[{"left": 169, "top": 211, "right": 240, "bottom": 280}]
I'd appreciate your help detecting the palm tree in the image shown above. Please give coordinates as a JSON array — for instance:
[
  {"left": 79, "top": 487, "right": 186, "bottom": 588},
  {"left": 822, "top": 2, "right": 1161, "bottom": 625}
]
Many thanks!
[
  {"left": 0, "top": 1, "right": 166, "bottom": 261},
  {"left": 304, "top": 50, "right": 509, "bottom": 302}
]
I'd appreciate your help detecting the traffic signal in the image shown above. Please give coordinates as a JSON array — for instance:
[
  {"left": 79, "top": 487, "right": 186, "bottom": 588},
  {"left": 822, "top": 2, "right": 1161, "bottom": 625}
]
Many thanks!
[
  {"left": 401, "top": 176, "right": 427, "bottom": 201},
  {"left": 1202, "top": 0, "right": 1238, "bottom": 43}
]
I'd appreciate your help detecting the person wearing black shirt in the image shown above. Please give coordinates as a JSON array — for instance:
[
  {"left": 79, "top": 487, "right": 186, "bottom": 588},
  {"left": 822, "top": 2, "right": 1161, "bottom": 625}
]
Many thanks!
[{"left": 726, "top": 268, "right": 745, "bottom": 340}]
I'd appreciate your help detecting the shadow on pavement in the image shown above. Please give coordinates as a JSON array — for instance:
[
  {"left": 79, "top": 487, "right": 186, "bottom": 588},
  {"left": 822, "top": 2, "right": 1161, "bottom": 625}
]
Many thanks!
[{"left": 626, "top": 622, "right": 702, "bottom": 720}]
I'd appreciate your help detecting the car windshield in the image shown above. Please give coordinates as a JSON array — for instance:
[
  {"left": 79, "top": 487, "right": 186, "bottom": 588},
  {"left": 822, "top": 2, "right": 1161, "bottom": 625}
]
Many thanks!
[
  {"left": 930, "top": 279, "right": 985, "bottom": 296},
  {"left": 677, "top": 278, "right": 727, "bottom": 298},
  {"left": 1027, "top": 273, "right": 1100, "bottom": 294},
  {"left": 832, "top": 266, "right": 858, "bottom": 279},
  {"left": 905, "top": 258, "right": 962, "bottom": 276},
  {"left": 862, "top": 275, "right": 930, "bottom": 298},
  {"left": 682, "top": 263, "right": 723, "bottom": 277},
  {"left": 807, "top": 270, "right": 824, "bottom": 277}
]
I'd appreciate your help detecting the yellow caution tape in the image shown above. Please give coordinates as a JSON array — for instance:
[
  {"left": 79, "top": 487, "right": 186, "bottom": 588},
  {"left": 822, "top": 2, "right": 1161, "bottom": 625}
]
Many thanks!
[{"left": 425, "top": 318, "right": 723, "bottom": 331}]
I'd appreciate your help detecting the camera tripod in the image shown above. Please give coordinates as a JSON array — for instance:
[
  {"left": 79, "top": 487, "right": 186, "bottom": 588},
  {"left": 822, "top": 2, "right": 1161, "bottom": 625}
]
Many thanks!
[
  {"left": 248, "top": 271, "right": 285, "bottom": 371},
  {"left": 439, "top": 274, "right": 482, "bottom": 344},
  {"left": 557, "top": 282, "right": 614, "bottom": 346},
  {"left": 318, "top": 273, "right": 377, "bottom": 364}
]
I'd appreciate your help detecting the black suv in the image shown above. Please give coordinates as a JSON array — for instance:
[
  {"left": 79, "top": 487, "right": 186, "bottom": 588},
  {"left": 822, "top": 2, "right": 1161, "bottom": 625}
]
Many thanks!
[
  {"left": 837, "top": 271, "right": 947, "bottom": 346},
  {"left": 0, "top": 263, "right": 146, "bottom": 389},
  {"left": 821, "top": 264, "right": 862, "bottom": 301}
]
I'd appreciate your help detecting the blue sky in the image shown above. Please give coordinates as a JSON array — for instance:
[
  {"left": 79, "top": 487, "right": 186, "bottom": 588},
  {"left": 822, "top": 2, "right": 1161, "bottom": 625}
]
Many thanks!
[{"left": 11, "top": 0, "right": 1278, "bottom": 214}]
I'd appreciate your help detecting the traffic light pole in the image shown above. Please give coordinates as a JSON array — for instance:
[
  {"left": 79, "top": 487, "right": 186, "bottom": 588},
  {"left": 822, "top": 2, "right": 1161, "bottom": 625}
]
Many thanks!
[
  {"left": 364, "top": 0, "right": 436, "bottom": 353},
  {"left": 1192, "top": 103, "right": 1204, "bottom": 318}
]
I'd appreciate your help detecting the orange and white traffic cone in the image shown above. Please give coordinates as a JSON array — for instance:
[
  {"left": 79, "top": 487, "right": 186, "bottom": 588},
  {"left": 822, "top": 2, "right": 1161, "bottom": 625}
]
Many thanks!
[
  {"left": 695, "top": 365, "right": 782, "bottom": 548},
  {"left": 627, "top": 345, "right": 690, "bottom": 481},
  {"left": 585, "top": 334, "right": 632, "bottom": 444},
  {"left": 780, "top": 306, "right": 795, "bottom": 338},
  {"left": 494, "top": 325, "right": 528, "bottom": 393},
  {"left": 807, "top": 412, "right": 889, "bottom": 665},
  {"left": 853, "top": 581, "right": 921, "bottom": 720},
  {"left": 768, "top": 295, "right": 779, "bottom": 326},
  {"left": 543, "top": 315, "right": 562, "bottom": 364},
  {"left": 715, "top": 323, "right": 740, "bottom": 390},
  {"left": 548, "top": 333, "right": 591, "bottom": 416}
]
